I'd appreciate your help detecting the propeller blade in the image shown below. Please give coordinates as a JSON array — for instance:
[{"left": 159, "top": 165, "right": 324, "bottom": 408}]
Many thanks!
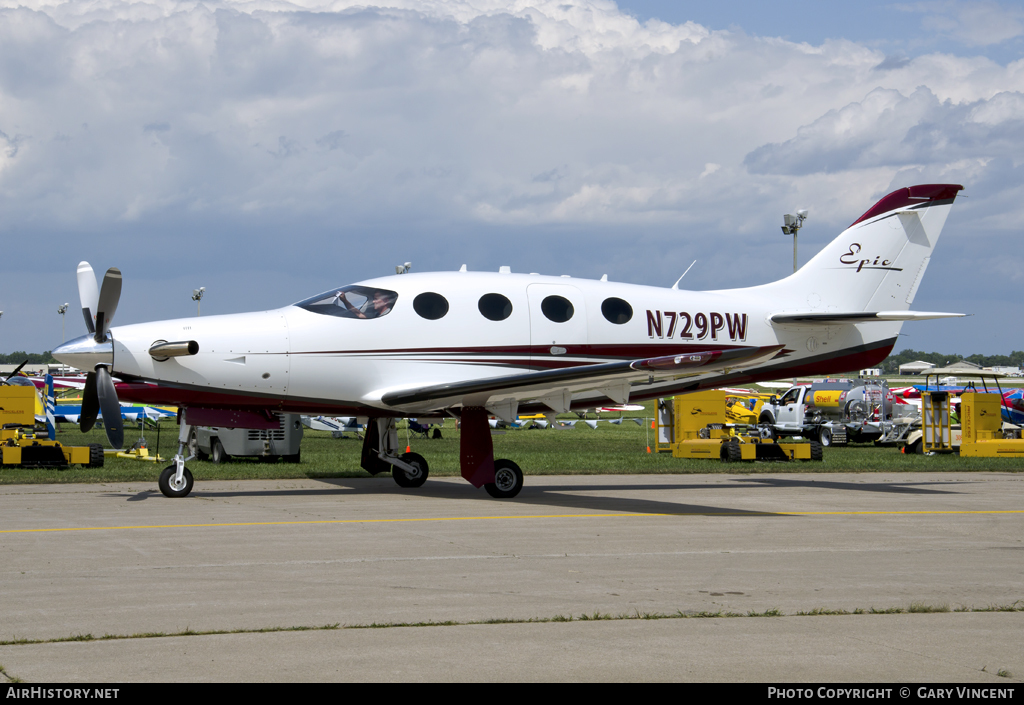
[
  {"left": 80, "top": 371, "right": 99, "bottom": 433},
  {"left": 77, "top": 262, "right": 99, "bottom": 335},
  {"left": 94, "top": 268, "right": 122, "bottom": 343},
  {"left": 3, "top": 359, "right": 28, "bottom": 382},
  {"left": 95, "top": 366, "right": 123, "bottom": 450}
]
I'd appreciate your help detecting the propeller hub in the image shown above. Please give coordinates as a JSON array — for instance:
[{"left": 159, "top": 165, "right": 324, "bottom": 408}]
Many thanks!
[{"left": 53, "top": 333, "right": 114, "bottom": 371}]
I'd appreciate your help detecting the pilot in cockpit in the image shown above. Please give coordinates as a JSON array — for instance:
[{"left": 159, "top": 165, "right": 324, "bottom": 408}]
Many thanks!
[{"left": 335, "top": 289, "right": 395, "bottom": 319}]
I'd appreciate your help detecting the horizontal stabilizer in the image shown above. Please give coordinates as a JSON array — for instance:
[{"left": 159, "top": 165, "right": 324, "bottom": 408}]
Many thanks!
[{"left": 769, "top": 311, "right": 966, "bottom": 325}]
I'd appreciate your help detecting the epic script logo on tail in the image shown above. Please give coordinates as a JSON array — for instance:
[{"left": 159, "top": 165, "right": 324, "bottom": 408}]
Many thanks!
[{"left": 839, "top": 243, "right": 903, "bottom": 273}]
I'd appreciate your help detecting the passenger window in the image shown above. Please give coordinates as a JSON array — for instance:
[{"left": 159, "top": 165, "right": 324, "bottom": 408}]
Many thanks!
[
  {"left": 601, "top": 297, "right": 632, "bottom": 324},
  {"left": 413, "top": 292, "right": 449, "bottom": 320},
  {"left": 478, "top": 293, "right": 513, "bottom": 321},
  {"left": 541, "top": 295, "right": 574, "bottom": 323}
]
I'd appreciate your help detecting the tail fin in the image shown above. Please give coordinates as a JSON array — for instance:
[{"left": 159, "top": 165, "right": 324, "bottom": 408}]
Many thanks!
[
  {"left": 774, "top": 184, "right": 963, "bottom": 311},
  {"left": 45, "top": 374, "right": 56, "bottom": 440}
]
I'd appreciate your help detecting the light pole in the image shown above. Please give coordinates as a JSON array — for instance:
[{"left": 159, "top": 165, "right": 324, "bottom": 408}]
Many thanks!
[
  {"left": 57, "top": 303, "right": 69, "bottom": 342},
  {"left": 781, "top": 209, "right": 808, "bottom": 273},
  {"left": 192, "top": 287, "right": 205, "bottom": 316}
]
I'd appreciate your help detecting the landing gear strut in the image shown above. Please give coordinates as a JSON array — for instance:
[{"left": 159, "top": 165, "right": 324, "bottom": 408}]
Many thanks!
[
  {"left": 361, "top": 412, "right": 525, "bottom": 498},
  {"left": 461, "top": 407, "right": 524, "bottom": 499},
  {"left": 160, "top": 412, "right": 195, "bottom": 498},
  {"left": 361, "top": 418, "right": 430, "bottom": 488}
]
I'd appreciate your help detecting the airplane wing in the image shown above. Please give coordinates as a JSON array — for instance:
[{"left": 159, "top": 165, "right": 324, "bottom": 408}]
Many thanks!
[
  {"left": 380, "top": 344, "right": 783, "bottom": 417},
  {"left": 769, "top": 311, "right": 964, "bottom": 325}
]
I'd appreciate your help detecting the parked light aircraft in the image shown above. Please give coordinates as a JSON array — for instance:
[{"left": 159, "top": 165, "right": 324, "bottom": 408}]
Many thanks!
[{"left": 53, "top": 184, "right": 966, "bottom": 499}]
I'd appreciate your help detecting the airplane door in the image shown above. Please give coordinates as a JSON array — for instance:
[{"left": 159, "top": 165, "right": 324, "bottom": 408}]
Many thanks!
[{"left": 527, "top": 284, "right": 589, "bottom": 363}]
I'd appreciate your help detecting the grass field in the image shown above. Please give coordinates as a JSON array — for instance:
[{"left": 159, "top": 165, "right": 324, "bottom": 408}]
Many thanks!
[{"left": 3, "top": 402, "right": 1023, "bottom": 485}]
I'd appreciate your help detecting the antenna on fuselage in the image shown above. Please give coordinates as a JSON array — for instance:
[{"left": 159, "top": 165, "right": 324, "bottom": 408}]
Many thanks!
[{"left": 671, "top": 260, "right": 697, "bottom": 290}]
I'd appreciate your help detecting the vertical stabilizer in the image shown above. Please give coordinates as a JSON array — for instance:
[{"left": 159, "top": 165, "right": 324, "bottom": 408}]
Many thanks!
[{"left": 775, "top": 184, "right": 962, "bottom": 311}]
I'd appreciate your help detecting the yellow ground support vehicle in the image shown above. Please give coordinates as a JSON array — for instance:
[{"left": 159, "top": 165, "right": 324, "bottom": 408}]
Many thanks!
[
  {"left": 1, "top": 386, "right": 104, "bottom": 468},
  {"left": 903, "top": 369, "right": 1022, "bottom": 456},
  {"left": 959, "top": 392, "right": 1024, "bottom": 457},
  {"left": 667, "top": 390, "right": 823, "bottom": 462}
]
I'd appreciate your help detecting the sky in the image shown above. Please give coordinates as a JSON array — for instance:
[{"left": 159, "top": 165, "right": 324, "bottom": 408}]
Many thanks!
[{"left": 0, "top": 0, "right": 1022, "bottom": 357}]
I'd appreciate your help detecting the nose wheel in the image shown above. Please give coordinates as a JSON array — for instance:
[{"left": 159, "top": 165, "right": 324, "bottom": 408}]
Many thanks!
[
  {"left": 484, "top": 459, "right": 523, "bottom": 499},
  {"left": 159, "top": 464, "right": 194, "bottom": 498}
]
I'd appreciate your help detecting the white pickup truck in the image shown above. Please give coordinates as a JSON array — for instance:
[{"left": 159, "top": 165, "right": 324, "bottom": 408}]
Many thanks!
[{"left": 758, "top": 380, "right": 891, "bottom": 446}]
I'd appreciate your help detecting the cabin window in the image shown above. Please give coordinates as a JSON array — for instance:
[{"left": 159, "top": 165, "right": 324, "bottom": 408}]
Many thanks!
[
  {"left": 413, "top": 292, "right": 449, "bottom": 320},
  {"left": 478, "top": 293, "right": 513, "bottom": 321},
  {"left": 601, "top": 297, "right": 633, "bottom": 324},
  {"left": 295, "top": 285, "right": 398, "bottom": 319},
  {"left": 541, "top": 295, "right": 574, "bottom": 323}
]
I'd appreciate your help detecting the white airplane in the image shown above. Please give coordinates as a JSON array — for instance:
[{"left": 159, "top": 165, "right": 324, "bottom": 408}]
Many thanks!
[{"left": 54, "top": 184, "right": 966, "bottom": 499}]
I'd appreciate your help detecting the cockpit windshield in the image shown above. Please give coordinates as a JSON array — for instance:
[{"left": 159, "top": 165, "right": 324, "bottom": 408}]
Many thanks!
[{"left": 295, "top": 285, "right": 398, "bottom": 320}]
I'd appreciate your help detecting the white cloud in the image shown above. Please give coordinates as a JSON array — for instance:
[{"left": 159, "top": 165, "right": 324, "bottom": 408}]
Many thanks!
[{"left": 0, "top": 0, "right": 1022, "bottom": 354}]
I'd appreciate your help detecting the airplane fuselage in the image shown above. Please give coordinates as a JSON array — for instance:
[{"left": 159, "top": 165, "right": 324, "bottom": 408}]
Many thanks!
[{"left": 58, "top": 270, "right": 896, "bottom": 416}]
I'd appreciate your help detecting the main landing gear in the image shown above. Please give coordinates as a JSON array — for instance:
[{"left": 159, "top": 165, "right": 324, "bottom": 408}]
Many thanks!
[
  {"left": 361, "top": 418, "right": 431, "bottom": 488},
  {"left": 361, "top": 410, "right": 524, "bottom": 499}
]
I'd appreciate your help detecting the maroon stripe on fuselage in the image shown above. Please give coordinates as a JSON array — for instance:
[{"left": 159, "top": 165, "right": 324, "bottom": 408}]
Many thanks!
[{"left": 291, "top": 342, "right": 746, "bottom": 360}]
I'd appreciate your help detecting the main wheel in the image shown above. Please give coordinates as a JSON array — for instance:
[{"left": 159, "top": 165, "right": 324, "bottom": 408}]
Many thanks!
[
  {"left": 758, "top": 424, "right": 776, "bottom": 441},
  {"left": 211, "top": 439, "right": 229, "bottom": 464},
  {"left": 818, "top": 427, "right": 833, "bottom": 447},
  {"left": 88, "top": 443, "right": 105, "bottom": 468},
  {"left": 485, "top": 459, "right": 523, "bottom": 498},
  {"left": 158, "top": 465, "right": 194, "bottom": 498},
  {"left": 393, "top": 452, "right": 429, "bottom": 488},
  {"left": 187, "top": 430, "right": 208, "bottom": 461},
  {"left": 906, "top": 439, "right": 924, "bottom": 455}
]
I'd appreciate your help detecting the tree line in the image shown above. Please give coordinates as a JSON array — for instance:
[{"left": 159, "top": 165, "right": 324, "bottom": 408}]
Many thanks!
[{"left": 0, "top": 351, "right": 57, "bottom": 365}]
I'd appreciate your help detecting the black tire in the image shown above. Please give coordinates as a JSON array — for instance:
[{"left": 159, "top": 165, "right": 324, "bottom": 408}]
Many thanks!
[
  {"left": 485, "top": 459, "right": 523, "bottom": 498},
  {"left": 187, "top": 430, "right": 208, "bottom": 461},
  {"left": 393, "top": 452, "right": 429, "bottom": 488},
  {"left": 284, "top": 451, "right": 301, "bottom": 464},
  {"left": 87, "top": 443, "right": 105, "bottom": 467},
  {"left": 907, "top": 439, "right": 924, "bottom": 455},
  {"left": 158, "top": 465, "right": 194, "bottom": 498},
  {"left": 720, "top": 438, "right": 742, "bottom": 462},
  {"left": 809, "top": 440, "right": 823, "bottom": 462},
  {"left": 758, "top": 424, "right": 776, "bottom": 441},
  {"left": 211, "top": 439, "right": 229, "bottom": 464},
  {"left": 818, "top": 427, "right": 833, "bottom": 447}
]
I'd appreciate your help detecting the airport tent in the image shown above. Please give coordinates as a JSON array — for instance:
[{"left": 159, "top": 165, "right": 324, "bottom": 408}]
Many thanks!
[{"left": 899, "top": 361, "right": 936, "bottom": 375}]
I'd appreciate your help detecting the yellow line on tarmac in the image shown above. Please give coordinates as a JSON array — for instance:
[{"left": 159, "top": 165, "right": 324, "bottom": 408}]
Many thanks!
[{"left": 0, "top": 509, "right": 1022, "bottom": 534}]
